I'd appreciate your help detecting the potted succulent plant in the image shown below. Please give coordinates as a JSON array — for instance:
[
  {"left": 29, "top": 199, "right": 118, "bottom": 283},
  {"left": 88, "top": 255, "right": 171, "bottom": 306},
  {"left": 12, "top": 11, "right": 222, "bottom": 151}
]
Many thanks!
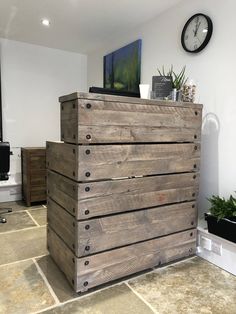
[
  {"left": 205, "top": 194, "right": 236, "bottom": 243},
  {"left": 157, "top": 65, "right": 188, "bottom": 101}
]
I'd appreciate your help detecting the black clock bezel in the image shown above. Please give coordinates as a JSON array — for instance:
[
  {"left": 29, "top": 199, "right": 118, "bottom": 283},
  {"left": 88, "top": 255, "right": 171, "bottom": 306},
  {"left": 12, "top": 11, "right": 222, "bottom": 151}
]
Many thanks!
[{"left": 181, "top": 13, "right": 213, "bottom": 53}]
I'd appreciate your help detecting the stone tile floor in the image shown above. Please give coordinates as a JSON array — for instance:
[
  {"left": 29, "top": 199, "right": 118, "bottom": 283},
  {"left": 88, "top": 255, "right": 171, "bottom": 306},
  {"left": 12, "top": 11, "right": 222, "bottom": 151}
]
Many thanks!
[{"left": 0, "top": 201, "right": 236, "bottom": 314}]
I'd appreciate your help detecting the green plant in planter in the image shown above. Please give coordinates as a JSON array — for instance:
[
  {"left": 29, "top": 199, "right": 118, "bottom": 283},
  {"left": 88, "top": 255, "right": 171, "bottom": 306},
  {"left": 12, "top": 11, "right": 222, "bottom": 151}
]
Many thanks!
[
  {"left": 207, "top": 194, "right": 236, "bottom": 221},
  {"left": 157, "top": 65, "right": 188, "bottom": 90}
]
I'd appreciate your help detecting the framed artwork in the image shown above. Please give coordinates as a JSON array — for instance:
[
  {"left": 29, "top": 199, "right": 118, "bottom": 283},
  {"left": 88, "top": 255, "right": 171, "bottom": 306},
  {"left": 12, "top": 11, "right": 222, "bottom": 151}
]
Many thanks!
[{"left": 103, "top": 39, "right": 142, "bottom": 93}]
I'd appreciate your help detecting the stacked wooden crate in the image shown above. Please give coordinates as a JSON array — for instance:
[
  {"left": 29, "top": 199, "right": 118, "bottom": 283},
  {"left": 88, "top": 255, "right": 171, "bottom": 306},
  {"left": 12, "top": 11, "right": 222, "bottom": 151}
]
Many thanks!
[{"left": 46, "top": 92, "right": 202, "bottom": 293}]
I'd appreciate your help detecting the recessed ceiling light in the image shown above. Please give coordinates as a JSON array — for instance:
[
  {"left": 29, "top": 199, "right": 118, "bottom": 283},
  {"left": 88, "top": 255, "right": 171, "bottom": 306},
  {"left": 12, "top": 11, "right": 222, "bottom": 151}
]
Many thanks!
[{"left": 41, "top": 19, "right": 50, "bottom": 27}]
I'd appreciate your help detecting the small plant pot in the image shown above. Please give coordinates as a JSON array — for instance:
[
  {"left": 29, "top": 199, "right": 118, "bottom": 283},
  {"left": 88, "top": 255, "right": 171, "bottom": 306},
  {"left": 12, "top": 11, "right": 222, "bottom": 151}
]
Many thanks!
[
  {"left": 205, "top": 213, "right": 236, "bottom": 243},
  {"left": 171, "top": 89, "right": 182, "bottom": 102}
]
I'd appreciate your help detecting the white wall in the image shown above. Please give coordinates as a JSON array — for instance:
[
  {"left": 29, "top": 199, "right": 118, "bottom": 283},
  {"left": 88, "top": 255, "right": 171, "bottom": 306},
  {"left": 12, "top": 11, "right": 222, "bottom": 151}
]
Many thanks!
[
  {"left": 0, "top": 39, "right": 87, "bottom": 198},
  {"left": 88, "top": 0, "right": 236, "bottom": 217},
  {"left": 1, "top": 39, "right": 87, "bottom": 147}
]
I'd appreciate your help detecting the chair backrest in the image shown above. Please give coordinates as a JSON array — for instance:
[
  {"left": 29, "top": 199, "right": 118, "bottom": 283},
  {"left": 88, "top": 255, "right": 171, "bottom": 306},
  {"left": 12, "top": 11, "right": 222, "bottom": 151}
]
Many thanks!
[{"left": 0, "top": 142, "right": 10, "bottom": 180}]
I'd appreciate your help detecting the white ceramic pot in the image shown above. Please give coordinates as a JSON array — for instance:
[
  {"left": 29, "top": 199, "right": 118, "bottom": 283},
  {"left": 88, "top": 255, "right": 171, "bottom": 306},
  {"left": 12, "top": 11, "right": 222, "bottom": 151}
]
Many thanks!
[{"left": 139, "top": 84, "right": 150, "bottom": 99}]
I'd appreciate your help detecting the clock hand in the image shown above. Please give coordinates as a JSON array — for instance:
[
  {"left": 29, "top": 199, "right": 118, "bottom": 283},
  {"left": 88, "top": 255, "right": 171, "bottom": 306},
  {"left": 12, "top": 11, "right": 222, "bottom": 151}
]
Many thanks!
[
  {"left": 194, "top": 17, "right": 199, "bottom": 36},
  {"left": 196, "top": 21, "right": 201, "bottom": 35}
]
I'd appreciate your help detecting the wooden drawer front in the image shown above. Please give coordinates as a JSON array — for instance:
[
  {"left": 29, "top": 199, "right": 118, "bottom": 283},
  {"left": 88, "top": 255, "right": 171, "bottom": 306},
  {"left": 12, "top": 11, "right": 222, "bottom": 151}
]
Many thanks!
[
  {"left": 21, "top": 147, "right": 46, "bottom": 206},
  {"left": 30, "top": 150, "right": 46, "bottom": 157},
  {"left": 47, "top": 197, "right": 197, "bottom": 256},
  {"left": 30, "top": 170, "right": 46, "bottom": 185},
  {"left": 47, "top": 226, "right": 196, "bottom": 292},
  {"left": 46, "top": 141, "right": 200, "bottom": 182},
  {"left": 61, "top": 99, "right": 202, "bottom": 144},
  {"left": 47, "top": 170, "right": 199, "bottom": 219},
  {"left": 30, "top": 156, "right": 46, "bottom": 170},
  {"left": 31, "top": 187, "right": 46, "bottom": 202}
]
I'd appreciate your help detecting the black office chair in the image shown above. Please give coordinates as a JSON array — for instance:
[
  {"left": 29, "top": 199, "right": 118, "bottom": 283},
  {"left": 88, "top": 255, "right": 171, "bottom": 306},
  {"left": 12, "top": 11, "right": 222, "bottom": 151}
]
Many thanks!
[{"left": 0, "top": 142, "right": 12, "bottom": 223}]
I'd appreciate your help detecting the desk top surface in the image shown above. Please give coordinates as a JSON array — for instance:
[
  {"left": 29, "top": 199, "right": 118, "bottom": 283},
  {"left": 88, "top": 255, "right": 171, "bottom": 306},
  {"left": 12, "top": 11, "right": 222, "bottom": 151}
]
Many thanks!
[{"left": 59, "top": 92, "right": 203, "bottom": 109}]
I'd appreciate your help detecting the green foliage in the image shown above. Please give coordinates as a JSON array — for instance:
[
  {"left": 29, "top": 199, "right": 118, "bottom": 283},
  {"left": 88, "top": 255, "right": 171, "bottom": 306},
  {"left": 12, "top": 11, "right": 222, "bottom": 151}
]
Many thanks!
[
  {"left": 157, "top": 65, "right": 174, "bottom": 77},
  {"left": 207, "top": 194, "right": 236, "bottom": 221},
  {"left": 113, "top": 46, "right": 140, "bottom": 92},
  {"left": 157, "top": 65, "right": 188, "bottom": 90},
  {"left": 104, "top": 43, "right": 141, "bottom": 93}
]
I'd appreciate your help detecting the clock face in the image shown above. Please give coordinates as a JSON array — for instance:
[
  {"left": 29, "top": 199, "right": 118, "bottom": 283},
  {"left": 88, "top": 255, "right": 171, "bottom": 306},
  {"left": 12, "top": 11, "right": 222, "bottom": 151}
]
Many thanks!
[{"left": 181, "top": 14, "right": 213, "bottom": 53}]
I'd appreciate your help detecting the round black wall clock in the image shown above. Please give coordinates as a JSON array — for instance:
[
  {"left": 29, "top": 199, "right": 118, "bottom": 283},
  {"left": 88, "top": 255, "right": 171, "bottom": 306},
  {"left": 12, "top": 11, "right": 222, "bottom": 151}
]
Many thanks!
[{"left": 181, "top": 13, "right": 213, "bottom": 53}]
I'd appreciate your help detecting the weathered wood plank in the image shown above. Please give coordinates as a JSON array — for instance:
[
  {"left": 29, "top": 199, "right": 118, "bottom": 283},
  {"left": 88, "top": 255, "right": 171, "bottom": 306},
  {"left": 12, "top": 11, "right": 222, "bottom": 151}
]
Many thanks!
[
  {"left": 47, "top": 170, "right": 199, "bottom": 219},
  {"left": 61, "top": 99, "right": 202, "bottom": 144},
  {"left": 46, "top": 141, "right": 78, "bottom": 181},
  {"left": 77, "top": 100, "right": 202, "bottom": 127},
  {"left": 77, "top": 201, "right": 197, "bottom": 255},
  {"left": 21, "top": 147, "right": 46, "bottom": 206},
  {"left": 76, "top": 125, "right": 201, "bottom": 145},
  {"left": 75, "top": 229, "right": 196, "bottom": 292},
  {"left": 47, "top": 198, "right": 75, "bottom": 252},
  {"left": 47, "top": 226, "right": 196, "bottom": 292},
  {"left": 47, "top": 91, "right": 203, "bottom": 293},
  {"left": 47, "top": 227, "right": 75, "bottom": 289},
  {"left": 47, "top": 170, "right": 77, "bottom": 216},
  {"left": 30, "top": 170, "right": 46, "bottom": 185},
  {"left": 59, "top": 92, "right": 203, "bottom": 109},
  {"left": 47, "top": 197, "right": 197, "bottom": 256},
  {"left": 46, "top": 141, "right": 200, "bottom": 182},
  {"left": 30, "top": 189, "right": 46, "bottom": 202}
]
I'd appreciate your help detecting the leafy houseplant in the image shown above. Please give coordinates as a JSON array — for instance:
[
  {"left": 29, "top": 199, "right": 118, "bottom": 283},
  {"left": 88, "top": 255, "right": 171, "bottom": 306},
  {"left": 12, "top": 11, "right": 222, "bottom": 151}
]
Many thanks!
[
  {"left": 157, "top": 65, "right": 188, "bottom": 100},
  {"left": 205, "top": 194, "right": 236, "bottom": 243},
  {"left": 208, "top": 195, "right": 236, "bottom": 221}
]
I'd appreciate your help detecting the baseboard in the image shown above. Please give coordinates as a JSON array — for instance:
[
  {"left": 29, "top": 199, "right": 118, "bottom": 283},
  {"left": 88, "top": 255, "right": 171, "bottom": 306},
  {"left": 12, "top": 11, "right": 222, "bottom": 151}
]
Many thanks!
[
  {"left": 0, "top": 182, "right": 22, "bottom": 202},
  {"left": 197, "top": 226, "right": 236, "bottom": 276}
]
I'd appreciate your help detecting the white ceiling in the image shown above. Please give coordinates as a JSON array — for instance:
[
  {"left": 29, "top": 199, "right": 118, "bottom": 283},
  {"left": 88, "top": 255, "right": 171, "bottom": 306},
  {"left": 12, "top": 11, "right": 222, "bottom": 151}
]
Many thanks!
[{"left": 0, "top": 0, "right": 183, "bottom": 54}]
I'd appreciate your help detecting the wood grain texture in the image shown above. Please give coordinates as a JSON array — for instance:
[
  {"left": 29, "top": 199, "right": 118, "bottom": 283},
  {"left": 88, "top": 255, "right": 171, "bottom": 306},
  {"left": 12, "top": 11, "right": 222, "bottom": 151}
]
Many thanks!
[
  {"left": 47, "top": 197, "right": 197, "bottom": 256},
  {"left": 46, "top": 141, "right": 78, "bottom": 181},
  {"left": 21, "top": 147, "right": 46, "bottom": 206},
  {"left": 75, "top": 229, "right": 196, "bottom": 292},
  {"left": 47, "top": 198, "right": 75, "bottom": 252},
  {"left": 61, "top": 99, "right": 202, "bottom": 144},
  {"left": 47, "top": 226, "right": 196, "bottom": 292},
  {"left": 59, "top": 92, "right": 203, "bottom": 109},
  {"left": 46, "top": 141, "right": 200, "bottom": 182},
  {"left": 48, "top": 92, "right": 203, "bottom": 293},
  {"left": 47, "top": 170, "right": 199, "bottom": 219},
  {"left": 47, "top": 170, "right": 78, "bottom": 217},
  {"left": 47, "top": 227, "right": 76, "bottom": 290}
]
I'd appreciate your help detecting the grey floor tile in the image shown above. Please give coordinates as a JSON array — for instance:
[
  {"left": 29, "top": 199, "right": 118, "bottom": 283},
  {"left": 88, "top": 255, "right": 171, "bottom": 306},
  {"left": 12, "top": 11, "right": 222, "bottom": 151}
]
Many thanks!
[
  {"left": 36, "top": 255, "right": 78, "bottom": 302},
  {"left": 0, "top": 200, "right": 44, "bottom": 211},
  {"left": 0, "top": 211, "right": 36, "bottom": 232},
  {"left": 36, "top": 255, "right": 150, "bottom": 304},
  {"left": 28, "top": 207, "right": 47, "bottom": 226},
  {"left": 0, "top": 259, "right": 55, "bottom": 314},
  {"left": 128, "top": 257, "right": 236, "bottom": 314},
  {"left": 0, "top": 226, "right": 48, "bottom": 265},
  {"left": 42, "top": 284, "right": 153, "bottom": 314},
  {"left": 0, "top": 200, "right": 26, "bottom": 211}
]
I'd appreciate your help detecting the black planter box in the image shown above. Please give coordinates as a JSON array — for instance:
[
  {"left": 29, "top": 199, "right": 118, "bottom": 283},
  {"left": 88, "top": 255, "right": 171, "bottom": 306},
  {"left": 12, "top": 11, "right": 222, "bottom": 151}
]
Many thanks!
[{"left": 205, "top": 213, "right": 236, "bottom": 243}]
